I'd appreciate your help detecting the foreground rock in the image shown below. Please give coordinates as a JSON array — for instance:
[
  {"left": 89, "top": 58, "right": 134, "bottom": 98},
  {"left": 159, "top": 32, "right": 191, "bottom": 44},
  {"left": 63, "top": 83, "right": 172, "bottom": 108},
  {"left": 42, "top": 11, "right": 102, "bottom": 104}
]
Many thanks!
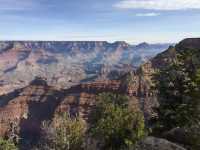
[{"left": 136, "top": 137, "right": 186, "bottom": 150}]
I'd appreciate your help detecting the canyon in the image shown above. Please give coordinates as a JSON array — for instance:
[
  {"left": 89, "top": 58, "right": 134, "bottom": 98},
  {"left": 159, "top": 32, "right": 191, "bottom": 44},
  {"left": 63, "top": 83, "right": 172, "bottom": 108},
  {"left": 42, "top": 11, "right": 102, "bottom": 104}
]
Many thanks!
[
  {"left": 0, "top": 38, "right": 198, "bottom": 149},
  {"left": 0, "top": 41, "right": 170, "bottom": 95},
  {"left": 0, "top": 39, "right": 178, "bottom": 138}
]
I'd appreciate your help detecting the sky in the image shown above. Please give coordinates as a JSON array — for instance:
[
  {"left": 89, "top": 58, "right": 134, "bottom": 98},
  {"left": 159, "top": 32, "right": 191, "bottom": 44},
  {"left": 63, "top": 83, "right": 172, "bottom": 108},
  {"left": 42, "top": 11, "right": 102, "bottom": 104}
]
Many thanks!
[{"left": 0, "top": 0, "right": 200, "bottom": 43}]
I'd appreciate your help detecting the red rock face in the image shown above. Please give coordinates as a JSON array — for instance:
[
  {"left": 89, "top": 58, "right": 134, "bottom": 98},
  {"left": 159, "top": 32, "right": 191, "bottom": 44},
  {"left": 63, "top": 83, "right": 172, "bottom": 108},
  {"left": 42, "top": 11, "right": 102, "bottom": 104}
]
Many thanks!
[
  {"left": 0, "top": 72, "right": 156, "bottom": 139},
  {"left": 0, "top": 79, "right": 63, "bottom": 137},
  {"left": 55, "top": 93, "right": 96, "bottom": 121}
]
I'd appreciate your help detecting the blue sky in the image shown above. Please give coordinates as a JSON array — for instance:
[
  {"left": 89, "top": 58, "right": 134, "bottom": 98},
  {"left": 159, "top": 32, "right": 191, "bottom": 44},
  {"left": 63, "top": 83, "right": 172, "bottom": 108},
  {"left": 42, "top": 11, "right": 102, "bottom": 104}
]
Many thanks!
[{"left": 0, "top": 0, "right": 200, "bottom": 43}]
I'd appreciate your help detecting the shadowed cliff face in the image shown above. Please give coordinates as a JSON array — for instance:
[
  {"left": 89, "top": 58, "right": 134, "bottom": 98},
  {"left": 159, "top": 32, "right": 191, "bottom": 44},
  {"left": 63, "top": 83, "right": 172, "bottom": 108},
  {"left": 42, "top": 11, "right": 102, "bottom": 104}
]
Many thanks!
[
  {"left": 0, "top": 78, "right": 65, "bottom": 139},
  {"left": 0, "top": 71, "right": 157, "bottom": 141},
  {"left": 176, "top": 38, "right": 200, "bottom": 51}
]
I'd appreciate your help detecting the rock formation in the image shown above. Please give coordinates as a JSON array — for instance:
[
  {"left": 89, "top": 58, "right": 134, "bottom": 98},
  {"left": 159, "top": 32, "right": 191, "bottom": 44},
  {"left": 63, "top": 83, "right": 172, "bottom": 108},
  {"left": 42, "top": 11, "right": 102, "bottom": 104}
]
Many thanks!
[
  {"left": 0, "top": 41, "right": 170, "bottom": 95},
  {"left": 136, "top": 137, "right": 186, "bottom": 150}
]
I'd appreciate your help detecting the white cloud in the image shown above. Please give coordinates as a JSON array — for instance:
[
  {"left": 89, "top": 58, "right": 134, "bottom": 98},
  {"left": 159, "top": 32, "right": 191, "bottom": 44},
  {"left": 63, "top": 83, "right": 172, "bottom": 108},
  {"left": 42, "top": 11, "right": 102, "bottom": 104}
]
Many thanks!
[
  {"left": 114, "top": 0, "right": 200, "bottom": 10},
  {"left": 136, "top": 12, "right": 160, "bottom": 17}
]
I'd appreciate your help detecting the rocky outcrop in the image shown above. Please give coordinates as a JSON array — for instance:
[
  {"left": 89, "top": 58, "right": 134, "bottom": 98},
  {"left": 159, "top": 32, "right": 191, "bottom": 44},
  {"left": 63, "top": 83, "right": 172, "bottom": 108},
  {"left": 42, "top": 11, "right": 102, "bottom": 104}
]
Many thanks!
[
  {"left": 134, "top": 38, "right": 200, "bottom": 149},
  {"left": 136, "top": 137, "right": 186, "bottom": 150},
  {"left": 176, "top": 38, "right": 200, "bottom": 50}
]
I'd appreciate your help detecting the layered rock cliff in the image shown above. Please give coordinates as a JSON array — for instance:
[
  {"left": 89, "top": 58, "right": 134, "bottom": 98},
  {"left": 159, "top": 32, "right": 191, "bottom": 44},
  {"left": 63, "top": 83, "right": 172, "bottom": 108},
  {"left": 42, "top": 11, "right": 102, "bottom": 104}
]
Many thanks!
[
  {"left": 0, "top": 41, "right": 170, "bottom": 95},
  {"left": 0, "top": 70, "right": 156, "bottom": 141}
]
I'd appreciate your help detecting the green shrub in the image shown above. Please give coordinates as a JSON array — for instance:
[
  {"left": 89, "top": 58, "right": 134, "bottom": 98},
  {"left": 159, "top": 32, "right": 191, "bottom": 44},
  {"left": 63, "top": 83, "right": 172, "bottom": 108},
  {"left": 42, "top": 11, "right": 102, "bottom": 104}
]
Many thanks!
[
  {"left": 152, "top": 48, "right": 200, "bottom": 149},
  {"left": 90, "top": 93, "right": 146, "bottom": 150},
  {"left": 153, "top": 48, "right": 200, "bottom": 130},
  {"left": 39, "top": 113, "right": 86, "bottom": 150},
  {"left": 0, "top": 138, "right": 18, "bottom": 150}
]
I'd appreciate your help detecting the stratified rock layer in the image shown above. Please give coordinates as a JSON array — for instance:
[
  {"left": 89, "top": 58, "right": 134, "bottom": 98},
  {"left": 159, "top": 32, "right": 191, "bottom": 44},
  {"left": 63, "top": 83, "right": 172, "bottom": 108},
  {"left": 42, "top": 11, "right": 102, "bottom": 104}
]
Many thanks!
[{"left": 0, "top": 41, "right": 170, "bottom": 95}]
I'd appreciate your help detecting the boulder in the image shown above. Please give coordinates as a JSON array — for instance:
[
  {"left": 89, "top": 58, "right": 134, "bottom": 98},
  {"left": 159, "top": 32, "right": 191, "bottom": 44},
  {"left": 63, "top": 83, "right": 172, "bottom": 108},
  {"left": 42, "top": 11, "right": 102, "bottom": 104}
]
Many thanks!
[{"left": 136, "top": 136, "right": 186, "bottom": 150}]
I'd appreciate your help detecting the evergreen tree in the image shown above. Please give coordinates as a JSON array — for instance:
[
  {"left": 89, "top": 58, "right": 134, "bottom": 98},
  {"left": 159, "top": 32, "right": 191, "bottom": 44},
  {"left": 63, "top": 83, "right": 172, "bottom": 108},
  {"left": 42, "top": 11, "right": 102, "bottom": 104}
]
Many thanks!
[
  {"left": 90, "top": 93, "right": 146, "bottom": 150},
  {"left": 153, "top": 47, "right": 200, "bottom": 148}
]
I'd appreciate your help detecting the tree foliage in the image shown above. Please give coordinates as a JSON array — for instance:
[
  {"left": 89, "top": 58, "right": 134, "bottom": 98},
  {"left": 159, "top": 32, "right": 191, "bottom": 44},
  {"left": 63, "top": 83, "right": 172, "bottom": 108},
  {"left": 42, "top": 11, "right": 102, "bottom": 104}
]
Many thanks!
[
  {"left": 38, "top": 113, "right": 86, "bottom": 150},
  {"left": 0, "top": 138, "right": 18, "bottom": 150},
  {"left": 153, "top": 47, "right": 200, "bottom": 148},
  {"left": 90, "top": 93, "right": 146, "bottom": 150}
]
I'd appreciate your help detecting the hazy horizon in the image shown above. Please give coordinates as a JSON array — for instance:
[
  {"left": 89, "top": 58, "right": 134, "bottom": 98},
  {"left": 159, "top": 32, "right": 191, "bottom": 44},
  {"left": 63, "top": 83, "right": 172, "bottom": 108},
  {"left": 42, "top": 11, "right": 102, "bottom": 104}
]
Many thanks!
[{"left": 0, "top": 40, "right": 176, "bottom": 45}]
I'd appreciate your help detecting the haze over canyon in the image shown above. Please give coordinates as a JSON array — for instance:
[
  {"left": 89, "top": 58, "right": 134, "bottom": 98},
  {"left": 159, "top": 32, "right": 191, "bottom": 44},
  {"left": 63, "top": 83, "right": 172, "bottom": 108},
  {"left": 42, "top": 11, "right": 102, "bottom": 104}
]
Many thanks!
[{"left": 0, "top": 41, "right": 170, "bottom": 95}]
